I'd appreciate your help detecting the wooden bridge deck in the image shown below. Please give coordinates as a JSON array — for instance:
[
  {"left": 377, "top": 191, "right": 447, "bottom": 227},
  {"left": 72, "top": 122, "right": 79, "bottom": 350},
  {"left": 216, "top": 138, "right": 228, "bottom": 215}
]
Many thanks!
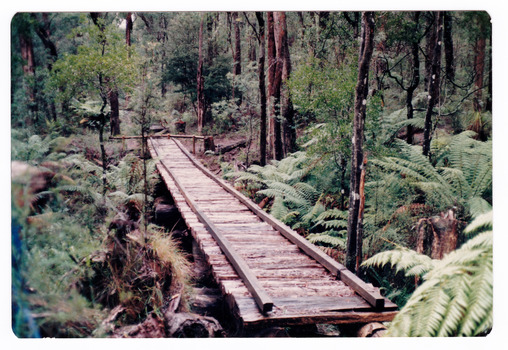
[{"left": 148, "top": 137, "right": 397, "bottom": 330}]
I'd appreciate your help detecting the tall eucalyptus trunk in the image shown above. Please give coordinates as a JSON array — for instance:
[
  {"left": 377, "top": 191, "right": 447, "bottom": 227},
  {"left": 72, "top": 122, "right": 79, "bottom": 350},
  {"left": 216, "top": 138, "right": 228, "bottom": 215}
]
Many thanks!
[
  {"left": 422, "top": 12, "right": 443, "bottom": 157},
  {"left": 197, "top": 15, "right": 205, "bottom": 134},
  {"left": 256, "top": 12, "right": 267, "bottom": 166},
  {"left": 346, "top": 11, "right": 375, "bottom": 274}
]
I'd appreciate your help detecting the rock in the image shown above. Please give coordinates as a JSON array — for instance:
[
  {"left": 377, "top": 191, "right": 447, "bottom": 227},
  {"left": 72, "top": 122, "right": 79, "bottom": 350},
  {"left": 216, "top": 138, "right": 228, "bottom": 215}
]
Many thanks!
[
  {"left": 357, "top": 322, "right": 387, "bottom": 337},
  {"left": 164, "top": 312, "right": 225, "bottom": 338},
  {"left": 190, "top": 287, "right": 223, "bottom": 315},
  {"left": 155, "top": 203, "right": 180, "bottom": 226}
]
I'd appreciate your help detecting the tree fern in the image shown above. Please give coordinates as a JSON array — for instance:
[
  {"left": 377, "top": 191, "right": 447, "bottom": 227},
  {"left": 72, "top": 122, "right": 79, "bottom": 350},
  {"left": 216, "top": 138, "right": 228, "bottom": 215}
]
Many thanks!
[
  {"left": 363, "top": 212, "right": 493, "bottom": 337},
  {"left": 371, "top": 132, "right": 492, "bottom": 218}
]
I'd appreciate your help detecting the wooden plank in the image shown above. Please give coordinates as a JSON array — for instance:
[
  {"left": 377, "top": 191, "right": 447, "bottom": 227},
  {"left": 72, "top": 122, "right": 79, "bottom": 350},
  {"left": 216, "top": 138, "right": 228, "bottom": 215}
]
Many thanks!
[
  {"left": 149, "top": 139, "right": 274, "bottom": 314},
  {"left": 171, "top": 138, "right": 386, "bottom": 309}
]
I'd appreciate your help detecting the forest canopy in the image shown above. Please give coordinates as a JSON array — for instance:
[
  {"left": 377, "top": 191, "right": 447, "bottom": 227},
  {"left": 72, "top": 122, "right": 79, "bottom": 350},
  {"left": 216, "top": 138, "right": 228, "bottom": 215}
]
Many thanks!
[{"left": 10, "top": 11, "right": 493, "bottom": 338}]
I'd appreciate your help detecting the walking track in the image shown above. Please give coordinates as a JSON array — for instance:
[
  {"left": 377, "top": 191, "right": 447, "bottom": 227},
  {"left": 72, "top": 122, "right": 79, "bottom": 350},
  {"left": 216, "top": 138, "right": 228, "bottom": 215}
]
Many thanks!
[{"left": 148, "top": 137, "right": 397, "bottom": 331}]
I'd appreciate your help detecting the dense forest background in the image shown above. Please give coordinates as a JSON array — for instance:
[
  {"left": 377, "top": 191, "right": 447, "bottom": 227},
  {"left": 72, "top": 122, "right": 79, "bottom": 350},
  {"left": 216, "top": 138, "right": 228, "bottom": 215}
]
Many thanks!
[{"left": 7, "top": 7, "right": 500, "bottom": 339}]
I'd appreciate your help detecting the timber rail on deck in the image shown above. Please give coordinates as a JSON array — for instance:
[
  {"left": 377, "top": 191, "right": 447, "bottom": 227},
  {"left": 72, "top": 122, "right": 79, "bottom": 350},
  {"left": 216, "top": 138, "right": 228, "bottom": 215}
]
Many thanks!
[{"left": 147, "top": 136, "right": 397, "bottom": 330}]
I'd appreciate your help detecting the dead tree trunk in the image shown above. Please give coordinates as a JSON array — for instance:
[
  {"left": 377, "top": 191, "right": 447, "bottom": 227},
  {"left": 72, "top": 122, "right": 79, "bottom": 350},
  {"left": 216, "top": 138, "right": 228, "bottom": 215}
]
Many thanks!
[
  {"left": 346, "top": 12, "right": 375, "bottom": 273},
  {"left": 416, "top": 209, "right": 459, "bottom": 260},
  {"left": 197, "top": 15, "right": 205, "bottom": 134},
  {"left": 422, "top": 11, "right": 443, "bottom": 157}
]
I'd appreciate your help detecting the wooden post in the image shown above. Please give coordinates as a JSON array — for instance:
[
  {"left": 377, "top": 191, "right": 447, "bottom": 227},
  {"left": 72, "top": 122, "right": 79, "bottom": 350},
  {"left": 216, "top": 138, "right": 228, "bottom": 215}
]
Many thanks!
[{"left": 192, "top": 135, "right": 196, "bottom": 154}]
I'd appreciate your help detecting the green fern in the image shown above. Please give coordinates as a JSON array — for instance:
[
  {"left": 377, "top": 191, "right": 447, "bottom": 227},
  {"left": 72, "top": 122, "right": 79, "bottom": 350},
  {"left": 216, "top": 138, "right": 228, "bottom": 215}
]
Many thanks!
[
  {"left": 371, "top": 132, "right": 492, "bottom": 219},
  {"left": 12, "top": 133, "right": 52, "bottom": 164},
  {"left": 307, "top": 232, "right": 346, "bottom": 249},
  {"left": 363, "top": 212, "right": 493, "bottom": 337},
  {"left": 363, "top": 247, "right": 436, "bottom": 278}
]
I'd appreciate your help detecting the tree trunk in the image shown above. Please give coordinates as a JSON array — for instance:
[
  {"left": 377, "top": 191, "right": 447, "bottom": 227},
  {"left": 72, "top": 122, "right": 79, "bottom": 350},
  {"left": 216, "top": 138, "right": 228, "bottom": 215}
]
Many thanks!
[
  {"left": 346, "top": 12, "right": 375, "bottom": 273},
  {"left": 19, "top": 29, "right": 35, "bottom": 77},
  {"left": 406, "top": 12, "right": 421, "bottom": 145},
  {"left": 197, "top": 16, "right": 205, "bottom": 134},
  {"left": 233, "top": 12, "right": 242, "bottom": 76},
  {"left": 473, "top": 21, "right": 486, "bottom": 113},
  {"left": 19, "top": 26, "right": 38, "bottom": 126},
  {"left": 277, "top": 12, "right": 297, "bottom": 156},
  {"left": 266, "top": 12, "right": 276, "bottom": 159},
  {"left": 443, "top": 12, "right": 455, "bottom": 89},
  {"left": 270, "top": 12, "right": 283, "bottom": 161},
  {"left": 424, "top": 12, "right": 436, "bottom": 92},
  {"left": 32, "top": 13, "right": 58, "bottom": 121},
  {"left": 256, "top": 12, "right": 267, "bottom": 166},
  {"left": 248, "top": 34, "right": 257, "bottom": 62},
  {"left": 422, "top": 12, "right": 443, "bottom": 157},
  {"left": 343, "top": 12, "right": 361, "bottom": 39},
  {"left": 126, "top": 12, "right": 133, "bottom": 46},
  {"left": 232, "top": 12, "right": 242, "bottom": 104},
  {"left": 32, "top": 13, "right": 58, "bottom": 69},
  {"left": 109, "top": 89, "right": 121, "bottom": 135},
  {"left": 486, "top": 32, "right": 492, "bottom": 112}
]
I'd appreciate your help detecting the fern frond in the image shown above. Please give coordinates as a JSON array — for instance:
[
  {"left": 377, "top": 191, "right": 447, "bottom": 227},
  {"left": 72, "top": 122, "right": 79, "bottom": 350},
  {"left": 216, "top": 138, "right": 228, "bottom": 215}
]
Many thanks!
[
  {"left": 293, "top": 182, "right": 320, "bottom": 202},
  {"left": 307, "top": 233, "right": 346, "bottom": 249},
  {"left": 301, "top": 200, "right": 326, "bottom": 224},
  {"left": 362, "top": 248, "right": 436, "bottom": 277},
  {"left": 385, "top": 230, "right": 492, "bottom": 337},
  {"left": 270, "top": 196, "right": 289, "bottom": 221},
  {"left": 321, "top": 219, "right": 348, "bottom": 230},
  {"left": 234, "top": 172, "right": 266, "bottom": 185},
  {"left": 315, "top": 208, "right": 348, "bottom": 221},
  {"left": 259, "top": 181, "right": 310, "bottom": 207},
  {"left": 464, "top": 210, "right": 492, "bottom": 236}
]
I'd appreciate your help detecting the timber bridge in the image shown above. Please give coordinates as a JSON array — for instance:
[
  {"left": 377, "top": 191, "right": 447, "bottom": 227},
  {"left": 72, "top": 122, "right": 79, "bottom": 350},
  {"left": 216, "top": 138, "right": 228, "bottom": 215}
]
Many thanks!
[{"left": 147, "top": 136, "right": 397, "bottom": 334}]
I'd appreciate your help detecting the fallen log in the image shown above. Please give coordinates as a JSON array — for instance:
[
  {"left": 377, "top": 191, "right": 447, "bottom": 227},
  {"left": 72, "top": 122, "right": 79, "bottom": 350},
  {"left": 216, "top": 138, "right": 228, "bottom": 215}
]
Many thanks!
[{"left": 216, "top": 139, "right": 247, "bottom": 154}]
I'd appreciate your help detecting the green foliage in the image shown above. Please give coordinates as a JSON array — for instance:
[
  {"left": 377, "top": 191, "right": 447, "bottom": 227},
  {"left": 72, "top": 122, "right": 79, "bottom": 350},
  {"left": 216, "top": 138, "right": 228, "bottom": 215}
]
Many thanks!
[
  {"left": 227, "top": 151, "right": 348, "bottom": 255},
  {"left": 11, "top": 151, "right": 105, "bottom": 336},
  {"left": 49, "top": 17, "right": 138, "bottom": 108},
  {"left": 370, "top": 131, "right": 492, "bottom": 219},
  {"left": 363, "top": 212, "right": 492, "bottom": 336},
  {"left": 11, "top": 130, "right": 190, "bottom": 336},
  {"left": 210, "top": 62, "right": 260, "bottom": 134},
  {"left": 289, "top": 57, "right": 356, "bottom": 161},
  {"left": 306, "top": 208, "right": 348, "bottom": 249},
  {"left": 162, "top": 25, "right": 233, "bottom": 110}
]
